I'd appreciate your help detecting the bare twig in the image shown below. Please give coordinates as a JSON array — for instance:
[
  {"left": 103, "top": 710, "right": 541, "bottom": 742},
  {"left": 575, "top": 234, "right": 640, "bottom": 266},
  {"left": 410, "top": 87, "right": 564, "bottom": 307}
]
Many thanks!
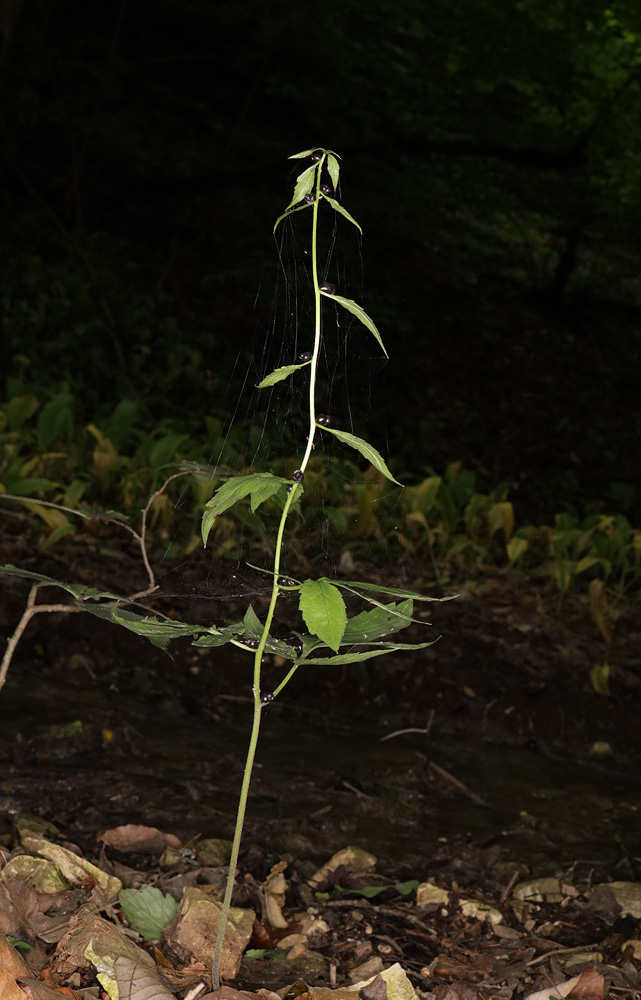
[
  {"left": 0, "top": 585, "right": 82, "bottom": 692},
  {"left": 128, "top": 470, "right": 194, "bottom": 600}
]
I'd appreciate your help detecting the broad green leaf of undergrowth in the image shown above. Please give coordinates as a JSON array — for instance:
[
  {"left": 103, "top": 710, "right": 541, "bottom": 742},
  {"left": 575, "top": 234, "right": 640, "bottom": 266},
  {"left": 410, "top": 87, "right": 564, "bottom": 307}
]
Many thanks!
[
  {"left": 119, "top": 886, "right": 177, "bottom": 941},
  {"left": 2, "top": 478, "right": 58, "bottom": 496},
  {"left": 202, "top": 473, "right": 286, "bottom": 546},
  {"left": 319, "top": 426, "right": 402, "bottom": 486},
  {"left": 321, "top": 292, "right": 387, "bottom": 356},
  {"left": 257, "top": 361, "right": 310, "bottom": 388},
  {"left": 299, "top": 579, "right": 347, "bottom": 652},
  {"left": 321, "top": 195, "right": 362, "bottom": 233},
  {"left": 286, "top": 163, "right": 317, "bottom": 211}
]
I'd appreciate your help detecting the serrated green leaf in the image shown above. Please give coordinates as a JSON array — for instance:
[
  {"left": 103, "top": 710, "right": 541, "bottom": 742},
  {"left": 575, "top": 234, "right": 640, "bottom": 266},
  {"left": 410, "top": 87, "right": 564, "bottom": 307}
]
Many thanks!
[
  {"left": 273, "top": 202, "right": 312, "bottom": 232},
  {"left": 289, "top": 148, "right": 324, "bottom": 159},
  {"left": 201, "top": 508, "right": 217, "bottom": 548},
  {"left": 322, "top": 196, "right": 361, "bottom": 233},
  {"left": 299, "top": 579, "right": 347, "bottom": 652},
  {"left": 321, "top": 292, "right": 386, "bottom": 355},
  {"left": 193, "top": 623, "right": 244, "bottom": 648},
  {"left": 243, "top": 605, "right": 263, "bottom": 634},
  {"left": 257, "top": 361, "right": 310, "bottom": 388},
  {"left": 319, "top": 426, "right": 402, "bottom": 486},
  {"left": 286, "top": 163, "right": 318, "bottom": 211},
  {"left": 327, "top": 153, "right": 340, "bottom": 189},
  {"left": 84, "top": 604, "right": 206, "bottom": 650},
  {"left": 202, "top": 474, "right": 286, "bottom": 545},
  {"left": 342, "top": 600, "right": 414, "bottom": 643},
  {"left": 119, "top": 886, "right": 177, "bottom": 942}
]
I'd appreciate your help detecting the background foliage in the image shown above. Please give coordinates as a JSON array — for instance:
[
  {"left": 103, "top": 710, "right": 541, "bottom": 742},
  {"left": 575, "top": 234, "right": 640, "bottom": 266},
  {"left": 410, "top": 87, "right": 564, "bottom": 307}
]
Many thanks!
[{"left": 2, "top": 0, "right": 641, "bottom": 544}]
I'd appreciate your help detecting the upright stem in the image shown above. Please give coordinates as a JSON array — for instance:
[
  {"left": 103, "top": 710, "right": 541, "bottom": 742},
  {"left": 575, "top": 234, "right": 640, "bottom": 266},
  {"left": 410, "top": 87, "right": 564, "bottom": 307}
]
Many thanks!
[{"left": 211, "top": 154, "right": 326, "bottom": 990}]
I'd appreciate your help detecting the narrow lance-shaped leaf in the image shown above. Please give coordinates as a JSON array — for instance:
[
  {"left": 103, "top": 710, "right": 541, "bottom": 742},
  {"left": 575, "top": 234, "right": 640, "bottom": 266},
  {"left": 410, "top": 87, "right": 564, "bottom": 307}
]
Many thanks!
[
  {"left": 273, "top": 202, "right": 312, "bottom": 232},
  {"left": 257, "top": 361, "right": 310, "bottom": 389},
  {"left": 285, "top": 163, "right": 318, "bottom": 211},
  {"left": 327, "top": 153, "right": 341, "bottom": 189},
  {"left": 319, "top": 426, "right": 403, "bottom": 486},
  {"left": 332, "top": 584, "right": 428, "bottom": 626},
  {"left": 289, "top": 148, "right": 324, "bottom": 159},
  {"left": 245, "top": 562, "right": 302, "bottom": 591},
  {"left": 299, "top": 639, "right": 436, "bottom": 666},
  {"left": 321, "top": 292, "right": 387, "bottom": 357},
  {"left": 334, "top": 578, "right": 452, "bottom": 602},
  {"left": 299, "top": 578, "right": 347, "bottom": 652},
  {"left": 322, "top": 195, "right": 361, "bottom": 233},
  {"left": 0, "top": 564, "right": 120, "bottom": 601},
  {"left": 193, "top": 630, "right": 242, "bottom": 648}
]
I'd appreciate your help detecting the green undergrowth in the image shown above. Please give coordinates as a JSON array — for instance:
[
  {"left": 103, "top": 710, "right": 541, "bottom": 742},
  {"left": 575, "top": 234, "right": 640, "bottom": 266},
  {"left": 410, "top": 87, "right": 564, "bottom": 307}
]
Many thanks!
[{"left": 2, "top": 389, "right": 640, "bottom": 599}]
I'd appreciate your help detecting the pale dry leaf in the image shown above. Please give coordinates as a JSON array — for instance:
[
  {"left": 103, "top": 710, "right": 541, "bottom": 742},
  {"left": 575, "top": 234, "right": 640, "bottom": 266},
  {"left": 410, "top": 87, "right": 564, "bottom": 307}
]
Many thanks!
[
  {"left": 115, "top": 954, "right": 174, "bottom": 999},
  {"left": 0, "top": 932, "right": 31, "bottom": 978},
  {"left": 0, "top": 965, "right": 24, "bottom": 1000},
  {"left": 523, "top": 972, "right": 601, "bottom": 1000},
  {"left": 264, "top": 861, "right": 288, "bottom": 929},
  {"left": 98, "top": 825, "right": 182, "bottom": 854},
  {"left": 568, "top": 969, "right": 605, "bottom": 1000},
  {"left": 17, "top": 981, "right": 74, "bottom": 1000}
]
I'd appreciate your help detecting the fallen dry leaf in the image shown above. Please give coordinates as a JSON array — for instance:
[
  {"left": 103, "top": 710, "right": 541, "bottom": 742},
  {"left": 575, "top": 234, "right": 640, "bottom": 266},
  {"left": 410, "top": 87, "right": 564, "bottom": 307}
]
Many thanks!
[
  {"left": 264, "top": 861, "right": 288, "bottom": 929},
  {"left": 0, "top": 931, "right": 31, "bottom": 978},
  {"left": 114, "top": 955, "right": 174, "bottom": 999},
  {"left": 162, "top": 887, "right": 254, "bottom": 981},
  {"left": 308, "top": 846, "right": 376, "bottom": 889},
  {"left": 18, "top": 981, "right": 78, "bottom": 999},
  {"left": 98, "top": 825, "right": 182, "bottom": 854},
  {"left": 568, "top": 969, "right": 604, "bottom": 1000},
  {"left": 523, "top": 971, "right": 602, "bottom": 1000},
  {"left": 0, "top": 965, "right": 23, "bottom": 999}
]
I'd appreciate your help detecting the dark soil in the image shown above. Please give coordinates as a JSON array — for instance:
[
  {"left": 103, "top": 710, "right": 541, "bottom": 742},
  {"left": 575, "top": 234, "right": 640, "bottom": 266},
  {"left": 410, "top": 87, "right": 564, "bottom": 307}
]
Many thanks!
[{"left": 1, "top": 520, "right": 641, "bottom": 998}]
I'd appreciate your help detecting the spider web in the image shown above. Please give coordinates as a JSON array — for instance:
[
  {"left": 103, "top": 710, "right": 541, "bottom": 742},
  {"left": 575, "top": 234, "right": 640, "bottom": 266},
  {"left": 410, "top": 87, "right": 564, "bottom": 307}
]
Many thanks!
[{"left": 154, "top": 180, "right": 402, "bottom": 616}]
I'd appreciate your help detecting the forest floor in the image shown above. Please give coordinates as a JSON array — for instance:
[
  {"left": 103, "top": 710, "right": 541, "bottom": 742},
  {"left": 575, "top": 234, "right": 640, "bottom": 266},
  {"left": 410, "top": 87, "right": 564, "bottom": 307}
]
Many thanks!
[{"left": 1, "top": 519, "right": 641, "bottom": 999}]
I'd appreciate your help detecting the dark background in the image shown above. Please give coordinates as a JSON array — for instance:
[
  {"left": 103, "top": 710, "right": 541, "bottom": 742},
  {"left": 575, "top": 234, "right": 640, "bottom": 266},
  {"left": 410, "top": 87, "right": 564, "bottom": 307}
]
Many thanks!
[{"left": 2, "top": 0, "right": 641, "bottom": 520}]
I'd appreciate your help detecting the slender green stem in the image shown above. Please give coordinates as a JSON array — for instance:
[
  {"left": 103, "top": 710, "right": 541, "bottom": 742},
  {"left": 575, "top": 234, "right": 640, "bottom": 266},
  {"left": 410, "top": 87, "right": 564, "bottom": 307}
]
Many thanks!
[
  {"left": 210, "top": 696, "right": 262, "bottom": 989},
  {"left": 271, "top": 662, "right": 298, "bottom": 698},
  {"left": 211, "top": 154, "right": 326, "bottom": 989},
  {"left": 298, "top": 157, "right": 323, "bottom": 476}
]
